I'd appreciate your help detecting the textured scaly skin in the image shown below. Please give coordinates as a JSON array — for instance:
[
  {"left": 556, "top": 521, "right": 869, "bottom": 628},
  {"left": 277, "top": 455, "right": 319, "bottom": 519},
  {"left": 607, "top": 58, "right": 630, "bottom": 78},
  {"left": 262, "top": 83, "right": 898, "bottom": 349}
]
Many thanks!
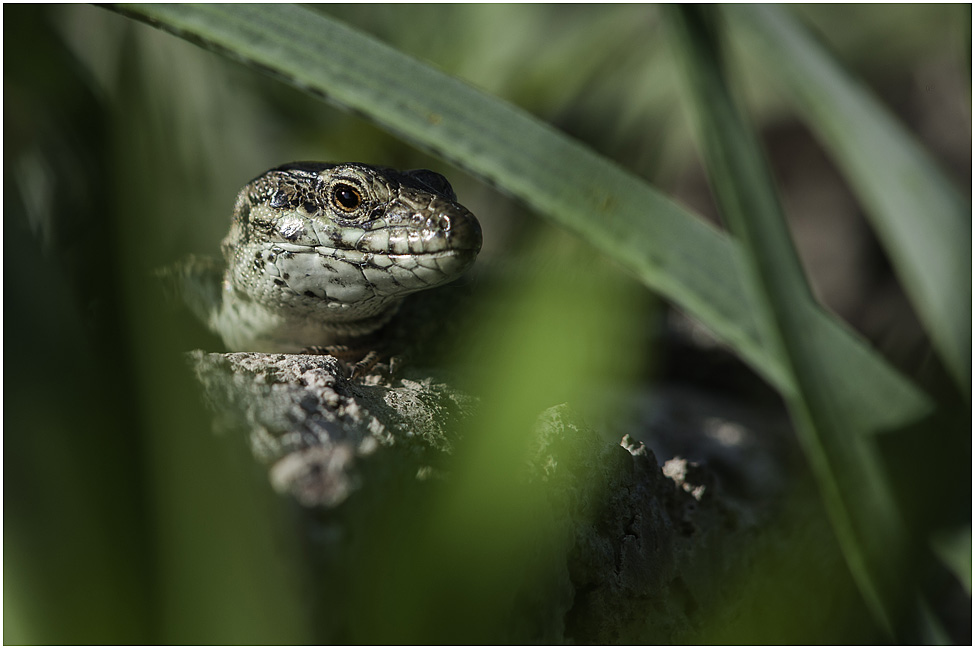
[{"left": 210, "top": 162, "right": 482, "bottom": 352}]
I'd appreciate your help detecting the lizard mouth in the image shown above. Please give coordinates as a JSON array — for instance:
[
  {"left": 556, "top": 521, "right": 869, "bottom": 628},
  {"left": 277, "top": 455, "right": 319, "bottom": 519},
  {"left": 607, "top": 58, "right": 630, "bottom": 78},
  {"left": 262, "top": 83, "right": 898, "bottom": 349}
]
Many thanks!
[
  {"left": 261, "top": 217, "right": 480, "bottom": 307},
  {"left": 343, "top": 201, "right": 482, "bottom": 259},
  {"left": 270, "top": 200, "right": 482, "bottom": 258}
]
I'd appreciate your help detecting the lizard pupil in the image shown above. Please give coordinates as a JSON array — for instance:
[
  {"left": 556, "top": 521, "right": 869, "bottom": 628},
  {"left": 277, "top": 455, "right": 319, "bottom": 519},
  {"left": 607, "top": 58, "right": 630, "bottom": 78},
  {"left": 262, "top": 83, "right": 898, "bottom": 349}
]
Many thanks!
[{"left": 333, "top": 184, "right": 362, "bottom": 212}]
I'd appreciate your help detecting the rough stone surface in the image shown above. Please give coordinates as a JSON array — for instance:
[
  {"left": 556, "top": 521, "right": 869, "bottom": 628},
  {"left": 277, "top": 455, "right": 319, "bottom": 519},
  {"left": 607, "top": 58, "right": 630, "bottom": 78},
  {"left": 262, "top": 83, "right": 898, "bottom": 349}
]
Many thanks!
[
  {"left": 191, "top": 350, "right": 476, "bottom": 506},
  {"left": 190, "top": 349, "right": 792, "bottom": 642}
]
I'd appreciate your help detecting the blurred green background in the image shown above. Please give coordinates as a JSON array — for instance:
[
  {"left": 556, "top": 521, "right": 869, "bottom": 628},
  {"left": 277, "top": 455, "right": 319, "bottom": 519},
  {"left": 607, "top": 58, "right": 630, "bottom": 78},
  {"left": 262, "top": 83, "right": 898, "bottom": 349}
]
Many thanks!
[{"left": 4, "top": 4, "right": 969, "bottom": 643}]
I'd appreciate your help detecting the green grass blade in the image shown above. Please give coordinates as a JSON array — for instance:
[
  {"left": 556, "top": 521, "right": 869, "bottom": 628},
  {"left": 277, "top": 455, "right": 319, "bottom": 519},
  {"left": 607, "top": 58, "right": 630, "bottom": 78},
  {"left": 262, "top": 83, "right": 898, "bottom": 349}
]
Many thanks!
[
  {"left": 725, "top": 4, "right": 972, "bottom": 391},
  {"left": 931, "top": 525, "right": 972, "bottom": 596},
  {"left": 666, "top": 6, "right": 912, "bottom": 634},
  {"left": 111, "top": 3, "right": 931, "bottom": 433}
]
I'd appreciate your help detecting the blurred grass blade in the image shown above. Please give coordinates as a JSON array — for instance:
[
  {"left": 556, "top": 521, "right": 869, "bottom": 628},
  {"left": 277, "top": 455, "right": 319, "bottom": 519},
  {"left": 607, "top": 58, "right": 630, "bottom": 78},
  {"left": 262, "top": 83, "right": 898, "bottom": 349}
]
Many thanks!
[
  {"left": 111, "top": 4, "right": 931, "bottom": 433},
  {"left": 357, "top": 237, "right": 644, "bottom": 642},
  {"left": 666, "top": 6, "right": 910, "bottom": 635},
  {"left": 724, "top": 4, "right": 972, "bottom": 391},
  {"left": 931, "top": 525, "right": 972, "bottom": 596}
]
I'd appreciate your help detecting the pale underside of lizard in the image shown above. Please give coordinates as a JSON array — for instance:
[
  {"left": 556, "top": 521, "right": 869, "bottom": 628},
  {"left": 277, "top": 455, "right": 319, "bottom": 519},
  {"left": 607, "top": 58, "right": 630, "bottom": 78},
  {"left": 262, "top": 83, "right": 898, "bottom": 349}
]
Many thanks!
[{"left": 193, "top": 162, "right": 481, "bottom": 354}]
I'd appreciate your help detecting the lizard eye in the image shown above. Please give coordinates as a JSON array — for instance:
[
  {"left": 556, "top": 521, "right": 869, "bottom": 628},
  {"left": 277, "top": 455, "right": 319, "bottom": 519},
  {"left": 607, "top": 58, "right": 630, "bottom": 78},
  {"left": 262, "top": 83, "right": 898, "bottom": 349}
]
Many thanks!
[{"left": 331, "top": 183, "right": 363, "bottom": 213}]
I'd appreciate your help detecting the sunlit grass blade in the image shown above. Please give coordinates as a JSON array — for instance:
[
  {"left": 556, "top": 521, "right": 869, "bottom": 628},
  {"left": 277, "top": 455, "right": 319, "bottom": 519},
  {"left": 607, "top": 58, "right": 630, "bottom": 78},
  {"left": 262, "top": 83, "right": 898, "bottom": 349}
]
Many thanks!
[
  {"left": 110, "top": 3, "right": 931, "bottom": 435},
  {"left": 666, "top": 6, "right": 911, "bottom": 635},
  {"left": 724, "top": 4, "right": 972, "bottom": 391}
]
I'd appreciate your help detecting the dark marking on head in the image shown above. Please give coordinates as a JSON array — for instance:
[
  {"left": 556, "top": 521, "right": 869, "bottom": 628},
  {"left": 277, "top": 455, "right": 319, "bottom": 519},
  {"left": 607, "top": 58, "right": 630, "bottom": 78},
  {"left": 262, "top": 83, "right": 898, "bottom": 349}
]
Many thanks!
[
  {"left": 404, "top": 169, "right": 456, "bottom": 199},
  {"left": 273, "top": 278, "right": 286, "bottom": 287},
  {"left": 270, "top": 190, "right": 291, "bottom": 209}
]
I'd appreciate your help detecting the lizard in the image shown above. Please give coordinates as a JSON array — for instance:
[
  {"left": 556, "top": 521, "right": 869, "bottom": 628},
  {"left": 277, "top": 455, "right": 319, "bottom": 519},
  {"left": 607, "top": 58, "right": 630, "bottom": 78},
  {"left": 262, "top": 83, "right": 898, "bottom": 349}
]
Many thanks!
[{"left": 174, "top": 162, "right": 482, "bottom": 368}]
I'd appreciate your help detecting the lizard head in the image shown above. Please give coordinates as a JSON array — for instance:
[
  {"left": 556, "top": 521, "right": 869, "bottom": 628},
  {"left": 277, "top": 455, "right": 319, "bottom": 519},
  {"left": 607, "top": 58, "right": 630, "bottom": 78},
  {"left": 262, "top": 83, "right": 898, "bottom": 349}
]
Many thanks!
[{"left": 222, "top": 162, "right": 482, "bottom": 325}]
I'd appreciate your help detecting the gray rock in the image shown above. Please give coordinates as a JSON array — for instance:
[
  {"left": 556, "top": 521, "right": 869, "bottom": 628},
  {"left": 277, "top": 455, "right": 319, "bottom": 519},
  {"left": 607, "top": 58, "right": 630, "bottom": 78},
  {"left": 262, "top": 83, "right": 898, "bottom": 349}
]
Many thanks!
[{"left": 190, "top": 349, "right": 791, "bottom": 643}]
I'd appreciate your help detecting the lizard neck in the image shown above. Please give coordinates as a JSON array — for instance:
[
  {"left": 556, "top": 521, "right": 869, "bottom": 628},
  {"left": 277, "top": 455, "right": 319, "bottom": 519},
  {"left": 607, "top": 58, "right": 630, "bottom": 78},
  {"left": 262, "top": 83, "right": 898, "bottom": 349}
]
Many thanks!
[{"left": 210, "top": 285, "right": 402, "bottom": 353}]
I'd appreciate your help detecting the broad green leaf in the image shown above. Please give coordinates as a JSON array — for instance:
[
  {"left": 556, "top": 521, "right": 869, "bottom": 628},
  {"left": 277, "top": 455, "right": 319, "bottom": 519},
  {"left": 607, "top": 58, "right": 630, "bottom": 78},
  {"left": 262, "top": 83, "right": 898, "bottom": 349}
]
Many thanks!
[
  {"left": 111, "top": 3, "right": 931, "bottom": 433},
  {"left": 666, "top": 6, "right": 909, "bottom": 635},
  {"left": 724, "top": 4, "right": 971, "bottom": 391}
]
